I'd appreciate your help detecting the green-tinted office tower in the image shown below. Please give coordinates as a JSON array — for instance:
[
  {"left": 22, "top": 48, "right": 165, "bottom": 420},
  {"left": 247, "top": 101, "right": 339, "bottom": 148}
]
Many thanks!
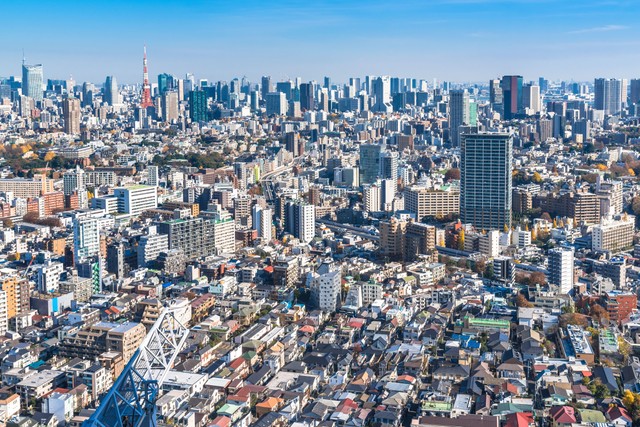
[
  {"left": 359, "top": 144, "right": 382, "bottom": 184},
  {"left": 158, "top": 73, "right": 174, "bottom": 94},
  {"left": 189, "top": 90, "right": 208, "bottom": 122}
]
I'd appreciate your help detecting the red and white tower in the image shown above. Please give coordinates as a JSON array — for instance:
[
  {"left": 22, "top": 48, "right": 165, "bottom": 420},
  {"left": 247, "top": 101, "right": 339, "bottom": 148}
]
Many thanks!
[{"left": 141, "top": 45, "right": 153, "bottom": 108}]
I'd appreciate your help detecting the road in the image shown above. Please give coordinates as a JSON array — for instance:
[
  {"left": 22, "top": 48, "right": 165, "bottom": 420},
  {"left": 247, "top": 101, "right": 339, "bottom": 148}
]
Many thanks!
[
  {"left": 260, "top": 156, "right": 302, "bottom": 202},
  {"left": 316, "top": 218, "right": 380, "bottom": 242}
]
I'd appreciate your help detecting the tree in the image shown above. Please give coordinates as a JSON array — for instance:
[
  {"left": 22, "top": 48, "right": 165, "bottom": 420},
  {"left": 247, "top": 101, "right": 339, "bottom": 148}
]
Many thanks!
[
  {"left": 43, "top": 151, "right": 56, "bottom": 162},
  {"left": 529, "top": 271, "right": 547, "bottom": 285},
  {"left": 2, "top": 219, "right": 13, "bottom": 228},
  {"left": 560, "top": 313, "right": 588, "bottom": 328},
  {"left": 619, "top": 336, "right": 632, "bottom": 363},
  {"left": 632, "top": 196, "right": 640, "bottom": 216},
  {"left": 589, "top": 304, "right": 610, "bottom": 324},
  {"left": 532, "top": 172, "right": 542, "bottom": 183},
  {"left": 23, "top": 212, "right": 39, "bottom": 223},
  {"left": 444, "top": 168, "right": 460, "bottom": 181},
  {"left": 588, "top": 379, "right": 610, "bottom": 399},
  {"left": 474, "top": 259, "right": 486, "bottom": 275},
  {"left": 516, "top": 293, "right": 534, "bottom": 308},
  {"left": 457, "top": 229, "right": 465, "bottom": 251}
]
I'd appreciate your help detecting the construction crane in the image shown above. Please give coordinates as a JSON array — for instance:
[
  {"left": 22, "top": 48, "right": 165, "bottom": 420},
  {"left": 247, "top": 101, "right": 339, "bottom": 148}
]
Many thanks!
[{"left": 84, "top": 302, "right": 189, "bottom": 427}]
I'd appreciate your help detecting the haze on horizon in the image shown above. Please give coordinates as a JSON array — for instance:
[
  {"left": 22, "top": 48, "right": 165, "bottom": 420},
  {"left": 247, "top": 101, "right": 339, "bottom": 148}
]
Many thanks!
[{"left": 1, "top": 0, "right": 637, "bottom": 85}]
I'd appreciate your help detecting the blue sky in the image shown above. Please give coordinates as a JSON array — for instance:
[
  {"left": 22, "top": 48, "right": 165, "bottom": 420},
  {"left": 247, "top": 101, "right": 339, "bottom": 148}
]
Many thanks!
[{"left": 0, "top": 0, "right": 637, "bottom": 85}]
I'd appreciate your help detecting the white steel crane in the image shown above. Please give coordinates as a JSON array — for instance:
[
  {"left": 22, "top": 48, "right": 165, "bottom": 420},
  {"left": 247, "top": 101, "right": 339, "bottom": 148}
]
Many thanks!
[{"left": 84, "top": 301, "right": 190, "bottom": 427}]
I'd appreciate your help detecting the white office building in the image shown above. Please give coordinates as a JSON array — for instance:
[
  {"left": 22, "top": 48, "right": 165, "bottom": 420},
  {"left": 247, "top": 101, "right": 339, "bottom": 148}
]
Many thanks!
[
  {"left": 252, "top": 205, "right": 273, "bottom": 242},
  {"left": 548, "top": 247, "right": 574, "bottom": 294},
  {"left": 36, "top": 260, "right": 64, "bottom": 293},
  {"left": 147, "top": 165, "right": 159, "bottom": 187},
  {"left": 311, "top": 270, "right": 341, "bottom": 312},
  {"left": 73, "top": 217, "right": 100, "bottom": 262},
  {"left": 114, "top": 185, "right": 158, "bottom": 217},
  {"left": 137, "top": 226, "right": 169, "bottom": 267}
]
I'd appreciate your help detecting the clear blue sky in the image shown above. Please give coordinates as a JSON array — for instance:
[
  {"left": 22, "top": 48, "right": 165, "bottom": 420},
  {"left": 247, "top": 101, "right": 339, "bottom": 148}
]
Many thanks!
[{"left": 1, "top": 0, "right": 637, "bottom": 85}]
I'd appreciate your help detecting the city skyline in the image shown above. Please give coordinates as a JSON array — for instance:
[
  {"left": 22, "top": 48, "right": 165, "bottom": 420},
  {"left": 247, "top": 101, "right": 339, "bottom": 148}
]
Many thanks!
[{"left": 1, "top": 0, "right": 638, "bottom": 84}]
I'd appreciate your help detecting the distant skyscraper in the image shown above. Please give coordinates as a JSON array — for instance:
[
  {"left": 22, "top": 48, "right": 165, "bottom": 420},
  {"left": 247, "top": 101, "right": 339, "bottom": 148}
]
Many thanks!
[
  {"left": 140, "top": 46, "right": 153, "bottom": 108},
  {"left": 629, "top": 79, "right": 640, "bottom": 107},
  {"left": 22, "top": 62, "right": 43, "bottom": 102},
  {"left": 594, "top": 78, "right": 622, "bottom": 116},
  {"left": 189, "top": 90, "right": 207, "bottom": 122},
  {"left": 63, "top": 97, "right": 81, "bottom": 134},
  {"left": 548, "top": 247, "right": 574, "bottom": 294},
  {"left": 449, "top": 89, "right": 470, "bottom": 146},
  {"left": 276, "top": 81, "right": 293, "bottom": 100},
  {"left": 359, "top": 143, "right": 382, "bottom": 184},
  {"left": 460, "top": 132, "right": 513, "bottom": 230},
  {"left": 161, "top": 90, "right": 179, "bottom": 122},
  {"left": 522, "top": 84, "right": 541, "bottom": 114},
  {"left": 299, "top": 82, "right": 315, "bottom": 111},
  {"left": 261, "top": 76, "right": 272, "bottom": 100},
  {"left": 489, "top": 79, "right": 503, "bottom": 112},
  {"left": 501, "top": 75, "right": 523, "bottom": 120},
  {"left": 372, "top": 76, "right": 391, "bottom": 112},
  {"left": 266, "top": 92, "right": 287, "bottom": 116},
  {"left": 157, "top": 73, "right": 174, "bottom": 94},
  {"left": 104, "top": 76, "right": 119, "bottom": 106},
  {"left": 538, "top": 77, "right": 549, "bottom": 93}
]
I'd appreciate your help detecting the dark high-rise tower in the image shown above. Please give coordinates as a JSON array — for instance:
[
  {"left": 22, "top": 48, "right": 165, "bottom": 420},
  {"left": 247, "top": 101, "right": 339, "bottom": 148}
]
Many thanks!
[
  {"left": 594, "top": 78, "right": 622, "bottom": 116},
  {"left": 299, "top": 82, "right": 315, "bottom": 111},
  {"left": 501, "top": 75, "right": 523, "bottom": 120},
  {"left": 460, "top": 132, "right": 513, "bottom": 230},
  {"left": 140, "top": 46, "right": 153, "bottom": 108}
]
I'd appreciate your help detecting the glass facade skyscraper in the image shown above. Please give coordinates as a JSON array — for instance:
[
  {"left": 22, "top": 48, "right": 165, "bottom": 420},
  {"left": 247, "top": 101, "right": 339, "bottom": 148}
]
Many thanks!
[
  {"left": 359, "top": 143, "right": 382, "bottom": 184},
  {"left": 189, "top": 90, "right": 208, "bottom": 122},
  {"left": 449, "top": 89, "right": 470, "bottom": 146},
  {"left": 460, "top": 132, "right": 513, "bottom": 230},
  {"left": 594, "top": 78, "right": 622, "bottom": 116},
  {"left": 501, "top": 75, "right": 522, "bottom": 120},
  {"left": 22, "top": 63, "right": 43, "bottom": 102}
]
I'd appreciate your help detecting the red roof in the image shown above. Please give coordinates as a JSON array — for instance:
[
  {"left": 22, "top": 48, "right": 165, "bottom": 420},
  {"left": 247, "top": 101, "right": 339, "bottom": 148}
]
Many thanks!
[
  {"left": 228, "top": 357, "right": 246, "bottom": 370},
  {"left": 396, "top": 375, "right": 416, "bottom": 384},
  {"left": 550, "top": 406, "right": 576, "bottom": 424},
  {"left": 607, "top": 406, "right": 632, "bottom": 422},
  {"left": 299, "top": 325, "right": 315, "bottom": 334},
  {"left": 208, "top": 415, "right": 231, "bottom": 427},
  {"left": 505, "top": 412, "right": 533, "bottom": 427}
]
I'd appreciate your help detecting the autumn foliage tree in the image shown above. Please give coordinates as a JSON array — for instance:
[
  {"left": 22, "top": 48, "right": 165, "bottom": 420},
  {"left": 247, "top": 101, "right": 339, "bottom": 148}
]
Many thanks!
[
  {"left": 559, "top": 312, "right": 588, "bottom": 328},
  {"left": 589, "top": 304, "right": 610, "bottom": 324},
  {"left": 516, "top": 293, "right": 534, "bottom": 308},
  {"left": 623, "top": 390, "right": 640, "bottom": 421},
  {"left": 444, "top": 168, "right": 460, "bottom": 181}
]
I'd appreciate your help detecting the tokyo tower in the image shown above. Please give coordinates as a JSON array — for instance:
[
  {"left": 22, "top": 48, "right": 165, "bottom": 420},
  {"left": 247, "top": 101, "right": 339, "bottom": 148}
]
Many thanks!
[{"left": 140, "top": 46, "right": 153, "bottom": 108}]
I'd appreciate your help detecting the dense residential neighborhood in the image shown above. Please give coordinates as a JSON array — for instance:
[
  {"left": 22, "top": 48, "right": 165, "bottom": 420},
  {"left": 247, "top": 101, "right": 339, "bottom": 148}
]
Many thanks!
[{"left": 3, "top": 33, "right": 640, "bottom": 427}]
